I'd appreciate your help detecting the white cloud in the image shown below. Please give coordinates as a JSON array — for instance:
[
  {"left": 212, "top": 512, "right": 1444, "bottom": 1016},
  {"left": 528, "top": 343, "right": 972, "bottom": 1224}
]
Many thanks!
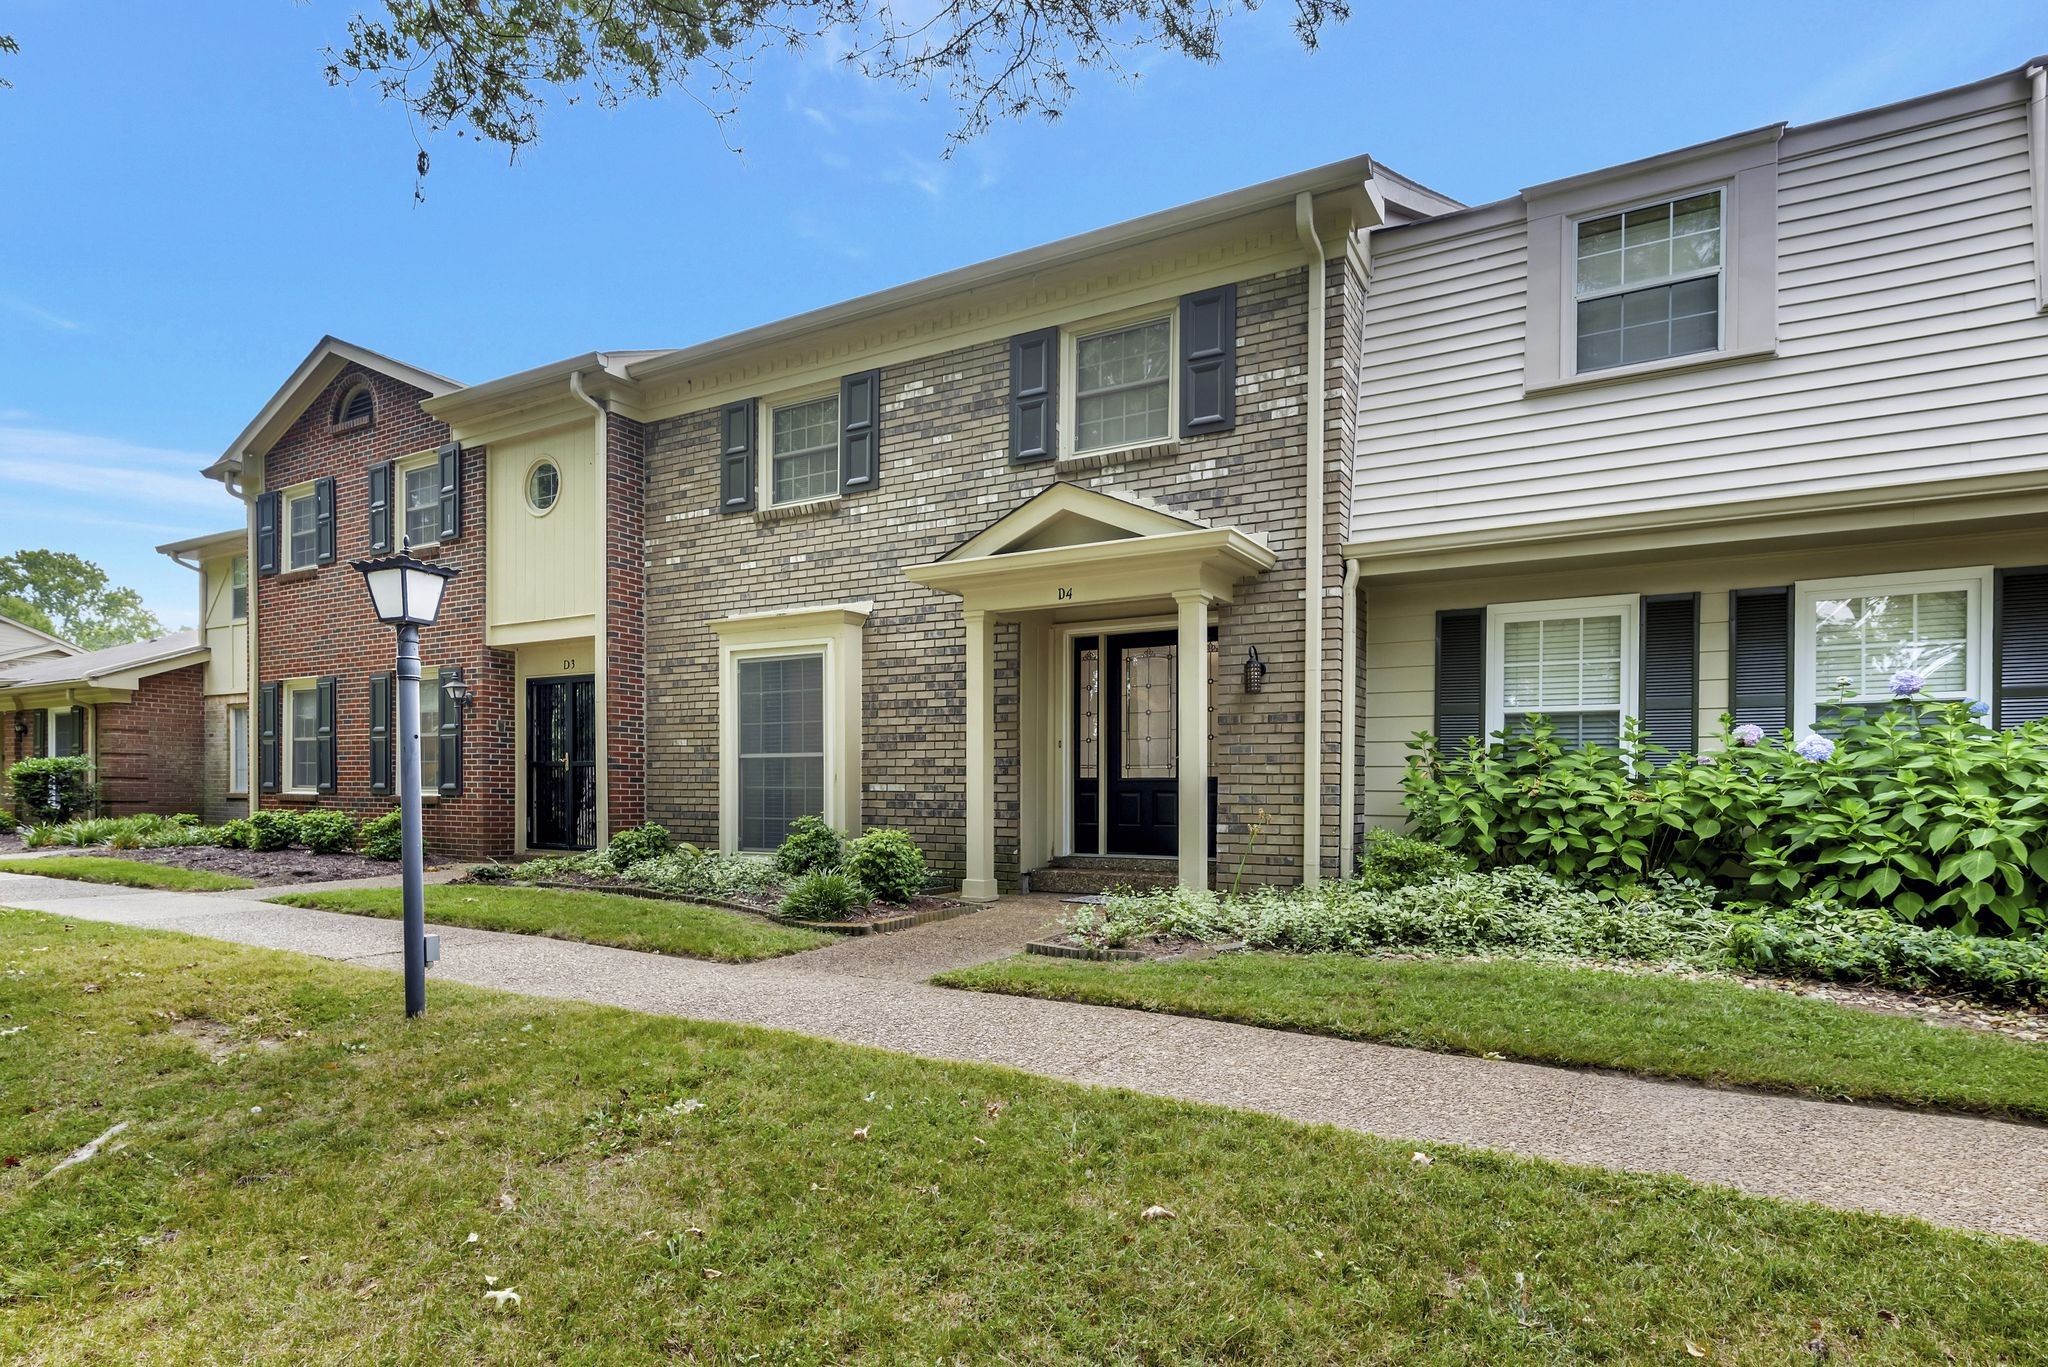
[
  {"left": 1, "top": 297, "right": 86, "bottom": 333},
  {"left": 0, "top": 425, "right": 232, "bottom": 514}
]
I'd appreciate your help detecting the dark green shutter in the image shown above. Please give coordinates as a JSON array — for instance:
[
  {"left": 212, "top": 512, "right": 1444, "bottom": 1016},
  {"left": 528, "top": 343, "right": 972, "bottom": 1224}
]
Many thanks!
[
  {"left": 315, "top": 676, "right": 338, "bottom": 794},
  {"left": 1638, "top": 593, "right": 1700, "bottom": 764},
  {"left": 436, "top": 442, "right": 463, "bottom": 542},
  {"left": 840, "top": 369, "right": 881, "bottom": 493},
  {"left": 368, "top": 672, "right": 393, "bottom": 795},
  {"left": 1433, "top": 608, "right": 1486, "bottom": 749},
  {"left": 367, "top": 461, "right": 394, "bottom": 553},
  {"left": 1009, "top": 328, "right": 1059, "bottom": 464},
  {"left": 1994, "top": 566, "right": 2048, "bottom": 728},
  {"left": 437, "top": 667, "right": 465, "bottom": 797},
  {"left": 314, "top": 478, "right": 337, "bottom": 565},
  {"left": 256, "top": 492, "right": 280, "bottom": 576},
  {"left": 1728, "top": 587, "right": 1792, "bottom": 734},
  {"left": 717, "top": 402, "right": 755, "bottom": 512},
  {"left": 1179, "top": 284, "right": 1237, "bottom": 436},
  {"left": 24, "top": 709, "right": 47, "bottom": 758},
  {"left": 258, "top": 683, "right": 280, "bottom": 793}
]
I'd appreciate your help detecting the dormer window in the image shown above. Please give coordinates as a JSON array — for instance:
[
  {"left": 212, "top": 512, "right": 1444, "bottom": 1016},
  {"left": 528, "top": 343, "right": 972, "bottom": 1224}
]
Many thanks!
[
  {"left": 334, "top": 382, "right": 375, "bottom": 430},
  {"left": 1574, "top": 191, "right": 1722, "bottom": 372}
]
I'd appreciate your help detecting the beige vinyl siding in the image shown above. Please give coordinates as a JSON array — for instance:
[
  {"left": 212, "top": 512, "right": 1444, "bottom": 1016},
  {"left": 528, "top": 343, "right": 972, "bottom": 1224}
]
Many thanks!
[
  {"left": 1358, "top": 527, "right": 2044, "bottom": 824},
  {"left": 1352, "top": 92, "right": 2048, "bottom": 544},
  {"left": 486, "top": 424, "right": 598, "bottom": 636},
  {"left": 199, "top": 553, "right": 248, "bottom": 697}
]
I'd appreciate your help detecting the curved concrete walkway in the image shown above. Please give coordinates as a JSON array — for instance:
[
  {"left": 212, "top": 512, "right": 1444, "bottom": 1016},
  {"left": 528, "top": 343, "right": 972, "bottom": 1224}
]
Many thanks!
[{"left": 5, "top": 870, "right": 2045, "bottom": 1241}]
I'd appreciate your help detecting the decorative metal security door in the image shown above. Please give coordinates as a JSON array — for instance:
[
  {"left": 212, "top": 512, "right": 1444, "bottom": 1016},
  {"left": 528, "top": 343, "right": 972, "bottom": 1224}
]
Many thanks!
[{"left": 527, "top": 675, "right": 596, "bottom": 850}]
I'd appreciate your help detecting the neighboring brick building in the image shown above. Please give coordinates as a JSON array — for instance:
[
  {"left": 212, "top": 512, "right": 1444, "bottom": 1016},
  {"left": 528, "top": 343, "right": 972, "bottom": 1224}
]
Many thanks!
[{"left": 0, "top": 634, "right": 210, "bottom": 817}]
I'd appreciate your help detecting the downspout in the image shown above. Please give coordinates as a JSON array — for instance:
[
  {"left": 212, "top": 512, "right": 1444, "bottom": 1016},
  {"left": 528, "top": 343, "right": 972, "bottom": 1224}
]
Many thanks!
[
  {"left": 2030, "top": 63, "right": 2047, "bottom": 311},
  {"left": 1337, "top": 558, "right": 1361, "bottom": 876},
  {"left": 569, "top": 367, "right": 611, "bottom": 844},
  {"left": 1295, "top": 191, "right": 1327, "bottom": 887}
]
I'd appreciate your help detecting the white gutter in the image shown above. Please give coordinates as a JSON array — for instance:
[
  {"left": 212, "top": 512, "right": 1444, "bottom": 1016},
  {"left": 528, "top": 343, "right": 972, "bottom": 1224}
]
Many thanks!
[
  {"left": 1337, "top": 558, "right": 1361, "bottom": 876},
  {"left": 1295, "top": 191, "right": 1326, "bottom": 887},
  {"left": 569, "top": 368, "right": 611, "bottom": 843},
  {"left": 2030, "top": 63, "right": 2047, "bottom": 311}
]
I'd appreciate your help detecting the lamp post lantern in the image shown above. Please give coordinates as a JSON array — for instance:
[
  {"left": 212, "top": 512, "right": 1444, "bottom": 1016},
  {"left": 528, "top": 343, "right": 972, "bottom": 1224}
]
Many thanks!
[{"left": 350, "top": 546, "right": 459, "bottom": 1018}]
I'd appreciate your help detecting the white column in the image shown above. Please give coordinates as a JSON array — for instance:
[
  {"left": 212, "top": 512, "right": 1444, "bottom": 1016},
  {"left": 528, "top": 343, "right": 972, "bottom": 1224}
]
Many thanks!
[
  {"left": 1175, "top": 591, "right": 1211, "bottom": 892},
  {"left": 961, "top": 606, "right": 999, "bottom": 902}
]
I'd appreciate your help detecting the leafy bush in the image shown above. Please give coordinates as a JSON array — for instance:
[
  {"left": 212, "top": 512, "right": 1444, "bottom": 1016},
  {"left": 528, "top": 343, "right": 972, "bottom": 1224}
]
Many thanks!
[
  {"left": 6, "top": 756, "right": 96, "bottom": 824},
  {"left": 469, "top": 861, "right": 514, "bottom": 882},
  {"left": 297, "top": 809, "right": 360, "bottom": 855},
  {"left": 774, "top": 816, "right": 844, "bottom": 878},
  {"left": 1354, "top": 826, "right": 1470, "bottom": 891},
  {"left": 214, "top": 818, "right": 255, "bottom": 850},
  {"left": 0, "top": 810, "right": 15, "bottom": 834},
  {"left": 778, "top": 870, "right": 868, "bottom": 922},
  {"left": 360, "top": 811, "right": 403, "bottom": 861},
  {"left": 606, "top": 822, "right": 673, "bottom": 867},
  {"left": 248, "top": 810, "right": 301, "bottom": 852},
  {"left": 842, "top": 829, "right": 927, "bottom": 904},
  {"left": 622, "top": 850, "right": 776, "bottom": 899},
  {"left": 1406, "top": 696, "right": 2048, "bottom": 936},
  {"left": 168, "top": 813, "right": 201, "bottom": 828},
  {"left": 1722, "top": 899, "right": 2048, "bottom": 1005}
]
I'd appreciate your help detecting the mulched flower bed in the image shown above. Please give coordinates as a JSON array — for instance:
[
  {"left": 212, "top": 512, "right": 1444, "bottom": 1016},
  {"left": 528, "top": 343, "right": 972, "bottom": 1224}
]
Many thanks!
[{"left": 86, "top": 845, "right": 425, "bottom": 886}]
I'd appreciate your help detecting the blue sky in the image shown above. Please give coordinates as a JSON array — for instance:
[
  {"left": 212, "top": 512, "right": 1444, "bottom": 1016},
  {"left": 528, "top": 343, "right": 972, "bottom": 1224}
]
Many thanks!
[{"left": 1, "top": 0, "right": 2040, "bottom": 629}]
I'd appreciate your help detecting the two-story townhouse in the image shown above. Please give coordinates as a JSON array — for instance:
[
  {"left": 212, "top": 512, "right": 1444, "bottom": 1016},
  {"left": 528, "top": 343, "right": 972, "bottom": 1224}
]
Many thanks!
[
  {"left": 1345, "top": 61, "right": 2048, "bottom": 837},
  {"left": 424, "top": 158, "right": 1457, "bottom": 894}
]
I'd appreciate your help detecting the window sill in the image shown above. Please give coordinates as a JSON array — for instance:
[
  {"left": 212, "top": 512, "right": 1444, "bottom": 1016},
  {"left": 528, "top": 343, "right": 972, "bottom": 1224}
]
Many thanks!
[
  {"left": 1523, "top": 343, "right": 1774, "bottom": 397},
  {"left": 754, "top": 496, "right": 841, "bottom": 526},
  {"left": 1058, "top": 439, "right": 1182, "bottom": 473},
  {"left": 275, "top": 567, "right": 318, "bottom": 583}
]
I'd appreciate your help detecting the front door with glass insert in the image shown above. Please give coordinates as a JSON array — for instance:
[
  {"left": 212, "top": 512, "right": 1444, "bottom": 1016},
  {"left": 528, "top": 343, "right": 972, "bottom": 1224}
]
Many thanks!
[
  {"left": 527, "top": 675, "right": 596, "bottom": 850},
  {"left": 1074, "top": 631, "right": 1210, "bottom": 858}
]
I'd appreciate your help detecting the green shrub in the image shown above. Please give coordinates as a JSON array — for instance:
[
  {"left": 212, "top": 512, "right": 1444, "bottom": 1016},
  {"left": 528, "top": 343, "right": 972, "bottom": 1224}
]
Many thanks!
[
  {"left": 469, "top": 861, "right": 514, "bottom": 882},
  {"left": 606, "top": 822, "right": 673, "bottom": 867},
  {"left": 778, "top": 870, "right": 868, "bottom": 922},
  {"left": 1722, "top": 900, "right": 2048, "bottom": 1005},
  {"left": 6, "top": 756, "right": 96, "bottom": 824},
  {"left": 842, "top": 829, "right": 927, "bottom": 904},
  {"left": 360, "top": 811, "right": 403, "bottom": 861},
  {"left": 248, "top": 810, "right": 301, "bottom": 852},
  {"left": 297, "top": 809, "right": 360, "bottom": 855},
  {"left": 1406, "top": 698, "right": 2048, "bottom": 936},
  {"left": 214, "top": 818, "right": 255, "bottom": 850},
  {"left": 774, "top": 815, "right": 844, "bottom": 878},
  {"left": 169, "top": 813, "right": 201, "bottom": 828},
  {"left": 0, "top": 810, "right": 15, "bottom": 833},
  {"left": 621, "top": 849, "right": 774, "bottom": 898},
  {"left": 1354, "top": 826, "right": 1470, "bottom": 890}
]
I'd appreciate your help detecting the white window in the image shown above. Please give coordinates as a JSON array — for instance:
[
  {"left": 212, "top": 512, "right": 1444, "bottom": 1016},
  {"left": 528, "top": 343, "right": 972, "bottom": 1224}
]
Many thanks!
[
  {"left": 418, "top": 667, "right": 442, "bottom": 792},
  {"left": 1574, "top": 191, "right": 1722, "bottom": 373},
  {"left": 1486, "top": 595, "right": 1640, "bottom": 748},
  {"left": 286, "top": 489, "right": 320, "bottom": 570},
  {"left": 402, "top": 459, "right": 440, "bottom": 549},
  {"left": 49, "top": 707, "right": 88, "bottom": 758},
  {"left": 735, "top": 653, "right": 825, "bottom": 850},
  {"left": 286, "top": 682, "right": 320, "bottom": 792},
  {"left": 766, "top": 394, "right": 839, "bottom": 506},
  {"left": 1794, "top": 567, "right": 1992, "bottom": 729},
  {"left": 526, "top": 460, "right": 560, "bottom": 513},
  {"left": 1071, "top": 316, "right": 1172, "bottom": 454},
  {"left": 229, "top": 555, "right": 248, "bottom": 621},
  {"left": 228, "top": 704, "right": 249, "bottom": 795}
]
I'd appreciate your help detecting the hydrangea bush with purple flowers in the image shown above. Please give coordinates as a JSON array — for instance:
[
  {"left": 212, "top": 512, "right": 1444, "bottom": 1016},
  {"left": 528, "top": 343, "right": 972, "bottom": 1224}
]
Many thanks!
[{"left": 1405, "top": 693, "right": 2048, "bottom": 937}]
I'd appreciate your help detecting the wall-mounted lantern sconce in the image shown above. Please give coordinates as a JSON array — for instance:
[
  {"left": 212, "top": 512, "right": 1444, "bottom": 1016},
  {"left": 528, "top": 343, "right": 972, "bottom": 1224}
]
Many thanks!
[
  {"left": 444, "top": 674, "right": 476, "bottom": 714},
  {"left": 1242, "top": 646, "right": 1267, "bottom": 694}
]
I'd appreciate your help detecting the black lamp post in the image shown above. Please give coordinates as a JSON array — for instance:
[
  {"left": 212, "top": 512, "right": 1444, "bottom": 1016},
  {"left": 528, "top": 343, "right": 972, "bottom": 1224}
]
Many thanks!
[{"left": 350, "top": 546, "right": 459, "bottom": 1018}]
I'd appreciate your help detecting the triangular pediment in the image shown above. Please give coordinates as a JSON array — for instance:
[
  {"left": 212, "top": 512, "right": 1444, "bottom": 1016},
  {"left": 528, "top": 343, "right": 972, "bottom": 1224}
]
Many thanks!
[
  {"left": 205, "top": 337, "right": 462, "bottom": 483},
  {"left": 943, "top": 483, "right": 1208, "bottom": 561}
]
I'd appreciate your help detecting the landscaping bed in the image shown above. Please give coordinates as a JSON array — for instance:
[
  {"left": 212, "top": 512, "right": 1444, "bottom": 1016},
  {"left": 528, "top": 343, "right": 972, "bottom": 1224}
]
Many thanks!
[
  {"left": 76, "top": 844, "right": 414, "bottom": 886},
  {"left": 3, "top": 810, "right": 411, "bottom": 886},
  {"left": 9, "top": 906, "right": 2048, "bottom": 1363}
]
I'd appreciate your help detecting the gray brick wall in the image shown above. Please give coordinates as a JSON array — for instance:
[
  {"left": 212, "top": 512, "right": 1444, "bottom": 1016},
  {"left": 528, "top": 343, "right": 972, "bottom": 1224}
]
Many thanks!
[{"left": 643, "top": 263, "right": 1355, "bottom": 887}]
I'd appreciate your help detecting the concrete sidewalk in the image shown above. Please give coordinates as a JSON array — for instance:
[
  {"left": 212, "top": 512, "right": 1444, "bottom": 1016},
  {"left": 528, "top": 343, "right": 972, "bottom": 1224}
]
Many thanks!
[{"left": 6, "top": 868, "right": 2046, "bottom": 1241}]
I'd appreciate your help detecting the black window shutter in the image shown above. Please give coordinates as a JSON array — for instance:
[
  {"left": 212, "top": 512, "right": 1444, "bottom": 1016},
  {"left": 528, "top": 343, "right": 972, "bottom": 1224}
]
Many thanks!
[
  {"left": 437, "top": 667, "right": 465, "bottom": 797},
  {"left": 367, "top": 461, "right": 394, "bottom": 553},
  {"left": 1433, "top": 608, "right": 1486, "bottom": 749},
  {"left": 1009, "top": 327, "right": 1059, "bottom": 464},
  {"left": 1179, "top": 284, "right": 1238, "bottom": 436},
  {"left": 25, "top": 709, "right": 47, "bottom": 758},
  {"left": 436, "top": 442, "right": 464, "bottom": 542},
  {"left": 314, "top": 477, "right": 337, "bottom": 565},
  {"left": 1639, "top": 593, "right": 1700, "bottom": 764},
  {"left": 840, "top": 370, "right": 882, "bottom": 493},
  {"left": 316, "top": 676, "right": 338, "bottom": 794},
  {"left": 258, "top": 682, "right": 280, "bottom": 793},
  {"left": 1728, "top": 587, "right": 1792, "bottom": 734},
  {"left": 256, "top": 491, "right": 280, "bottom": 576},
  {"left": 368, "top": 672, "right": 393, "bottom": 796},
  {"left": 1995, "top": 566, "right": 2048, "bottom": 728},
  {"left": 718, "top": 402, "right": 756, "bottom": 512}
]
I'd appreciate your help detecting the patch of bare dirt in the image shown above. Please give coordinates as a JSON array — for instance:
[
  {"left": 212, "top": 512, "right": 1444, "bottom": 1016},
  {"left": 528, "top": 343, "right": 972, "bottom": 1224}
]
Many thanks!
[
  {"left": 168, "top": 1018, "right": 285, "bottom": 1062},
  {"left": 102, "top": 846, "right": 421, "bottom": 885}
]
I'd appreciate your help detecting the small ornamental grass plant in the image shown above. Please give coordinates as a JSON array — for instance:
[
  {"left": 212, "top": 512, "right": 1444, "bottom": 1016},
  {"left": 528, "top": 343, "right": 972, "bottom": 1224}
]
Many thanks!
[
  {"left": 778, "top": 870, "right": 868, "bottom": 922},
  {"left": 1405, "top": 684, "right": 2048, "bottom": 936}
]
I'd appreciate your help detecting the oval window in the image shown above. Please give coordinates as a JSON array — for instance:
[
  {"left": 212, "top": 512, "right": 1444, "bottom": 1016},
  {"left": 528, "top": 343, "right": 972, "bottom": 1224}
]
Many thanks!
[{"left": 526, "top": 460, "right": 560, "bottom": 513}]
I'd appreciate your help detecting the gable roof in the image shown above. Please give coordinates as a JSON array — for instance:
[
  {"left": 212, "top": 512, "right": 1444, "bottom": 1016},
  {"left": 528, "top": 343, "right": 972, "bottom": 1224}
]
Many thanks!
[
  {"left": 941, "top": 483, "right": 1215, "bottom": 561},
  {"left": 0, "top": 611, "right": 80, "bottom": 666},
  {"left": 0, "top": 630, "right": 206, "bottom": 693},
  {"left": 204, "top": 337, "right": 462, "bottom": 486}
]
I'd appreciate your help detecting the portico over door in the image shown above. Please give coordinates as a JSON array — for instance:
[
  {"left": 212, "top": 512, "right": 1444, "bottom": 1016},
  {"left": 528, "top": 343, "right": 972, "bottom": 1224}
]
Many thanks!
[{"left": 904, "top": 482, "right": 1274, "bottom": 900}]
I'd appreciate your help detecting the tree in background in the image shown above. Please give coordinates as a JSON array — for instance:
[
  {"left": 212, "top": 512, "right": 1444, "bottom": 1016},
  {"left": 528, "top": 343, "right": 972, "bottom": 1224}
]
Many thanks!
[{"left": 0, "top": 550, "right": 165, "bottom": 651}]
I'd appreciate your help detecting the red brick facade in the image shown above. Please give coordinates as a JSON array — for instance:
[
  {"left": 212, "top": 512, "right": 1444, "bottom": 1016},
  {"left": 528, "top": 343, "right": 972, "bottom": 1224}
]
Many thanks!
[
  {"left": 95, "top": 665, "right": 206, "bottom": 816},
  {"left": 253, "top": 366, "right": 516, "bottom": 858}
]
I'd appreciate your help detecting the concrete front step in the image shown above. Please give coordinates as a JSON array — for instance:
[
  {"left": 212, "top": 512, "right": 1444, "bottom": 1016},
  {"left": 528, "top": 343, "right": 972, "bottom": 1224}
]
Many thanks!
[{"left": 1026, "top": 856, "right": 1216, "bottom": 895}]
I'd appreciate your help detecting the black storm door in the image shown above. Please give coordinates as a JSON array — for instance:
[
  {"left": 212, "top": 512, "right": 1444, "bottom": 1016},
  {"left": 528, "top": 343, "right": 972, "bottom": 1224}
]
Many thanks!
[
  {"left": 528, "top": 675, "right": 597, "bottom": 850},
  {"left": 1104, "top": 631, "right": 1180, "bottom": 857}
]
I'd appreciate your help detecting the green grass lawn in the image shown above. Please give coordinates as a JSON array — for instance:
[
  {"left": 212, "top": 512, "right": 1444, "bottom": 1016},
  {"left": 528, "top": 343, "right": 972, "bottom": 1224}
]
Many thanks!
[
  {"left": 270, "top": 883, "right": 831, "bottom": 963},
  {"left": 4, "top": 909, "right": 2044, "bottom": 1363},
  {"left": 0, "top": 855, "right": 255, "bottom": 892},
  {"left": 935, "top": 952, "right": 2048, "bottom": 1122}
]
